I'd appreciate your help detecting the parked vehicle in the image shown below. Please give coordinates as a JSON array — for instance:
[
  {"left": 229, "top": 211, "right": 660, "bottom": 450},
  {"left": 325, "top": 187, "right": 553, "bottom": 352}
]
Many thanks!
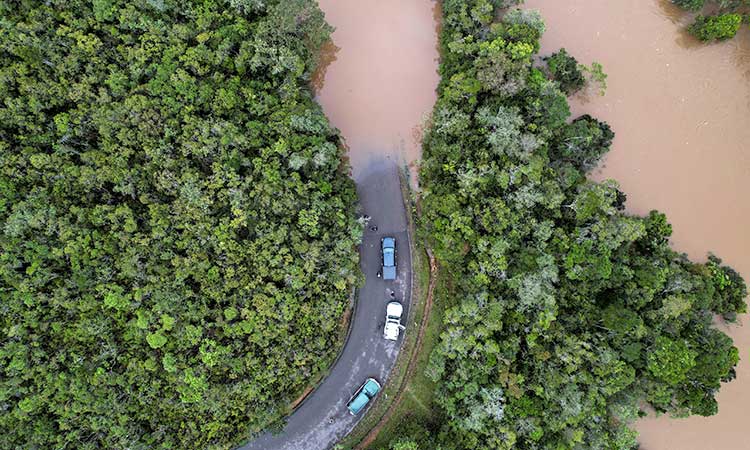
[
  {"left": 383, "top": 301, "right": 406, "bottom": 340},
  {"left": 347, "top": 378, "right": 381, "bottom": 415},
  {"left": 381, "top": 237, "right": 397, "bottom": 280}
]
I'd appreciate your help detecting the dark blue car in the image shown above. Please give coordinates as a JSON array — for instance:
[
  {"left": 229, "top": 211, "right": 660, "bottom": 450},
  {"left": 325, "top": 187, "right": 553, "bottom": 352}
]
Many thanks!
[{"left": 381, "top": 237, "right": 396, "bottom": 280}]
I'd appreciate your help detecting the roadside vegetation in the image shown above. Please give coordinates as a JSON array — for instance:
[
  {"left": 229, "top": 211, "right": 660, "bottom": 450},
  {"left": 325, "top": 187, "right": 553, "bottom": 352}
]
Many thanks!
[
  {"left": 672, "top": 0, "right": 749, "bottom": 41},
  {"left": 379, "top": 1, "right": 747, "bottom": 449},
  {"left": 0, "top": 1, "right": 361, "bottom": 449}
]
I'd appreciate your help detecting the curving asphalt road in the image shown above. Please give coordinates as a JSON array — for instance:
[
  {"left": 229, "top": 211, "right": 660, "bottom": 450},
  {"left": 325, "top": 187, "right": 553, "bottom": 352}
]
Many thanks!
[{"left": 239, "top": 159, "right": 412, "bottom": 450}]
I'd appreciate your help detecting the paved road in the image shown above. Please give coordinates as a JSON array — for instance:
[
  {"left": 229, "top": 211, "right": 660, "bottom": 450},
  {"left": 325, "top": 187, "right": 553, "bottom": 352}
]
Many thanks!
[{"left": 239, "top": 159, "right": 412, "bottom": 450}]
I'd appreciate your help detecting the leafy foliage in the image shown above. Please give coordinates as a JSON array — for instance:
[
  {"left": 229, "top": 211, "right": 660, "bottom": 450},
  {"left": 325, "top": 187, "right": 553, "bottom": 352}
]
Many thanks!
[
  {"left": 582, "top": 61, "right": 608, "bottom": 96},
  {"left": 0, "top": 1, "right": 360, "bottom": 449},
  {"left": 384, "top": 3, "right": 747, "bottom": 450},
  {"left": 543, "top": 49, "right": 585, "bottom": 95},
  {"left": 673, "top": 0, "right": 707, "bottom": 11},
  {"left": 551, "top": 115, "right": 615, "bottom": 172},
  {"left": 689, "top": 13, "right": 744, "bottom": 41},
  {"left": 672, "top": 0, "right": 749, "bottom": 41}
]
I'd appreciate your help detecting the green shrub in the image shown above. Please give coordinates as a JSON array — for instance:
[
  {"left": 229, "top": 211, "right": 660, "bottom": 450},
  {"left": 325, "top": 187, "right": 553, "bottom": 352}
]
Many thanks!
[
  {"left": 673, "top": 0, "right": 706, "bottom": 11},
  {"left": 689, "top": 13, "right": 743, "bottom": 41}
]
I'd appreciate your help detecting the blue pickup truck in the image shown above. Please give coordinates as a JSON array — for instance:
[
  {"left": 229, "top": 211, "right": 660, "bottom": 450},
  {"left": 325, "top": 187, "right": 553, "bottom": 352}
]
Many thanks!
[
  {"left": 347, "top": 378, "right": 381, "bottom": 415},
  {"left": 381, "top": 237, "right": 397, "bottom": 280}
]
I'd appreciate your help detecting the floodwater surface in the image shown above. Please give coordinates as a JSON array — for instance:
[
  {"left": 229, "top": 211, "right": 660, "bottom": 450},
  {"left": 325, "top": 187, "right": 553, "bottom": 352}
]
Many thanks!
[
  {"left": 314, "top": 0, "right": 440, "bottom": 183},
  {"left": 524, "top": 0, "right": 750, "bottom": 449}
]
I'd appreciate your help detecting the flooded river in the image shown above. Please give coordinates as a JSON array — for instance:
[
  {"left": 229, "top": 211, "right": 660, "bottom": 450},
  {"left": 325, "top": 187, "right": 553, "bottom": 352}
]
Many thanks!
[
  {"left": 314, "top": 0, "right": 440, "bottom": 184},
  {"left": 525, "top": 0, "right": 750, "bottom": 448}
]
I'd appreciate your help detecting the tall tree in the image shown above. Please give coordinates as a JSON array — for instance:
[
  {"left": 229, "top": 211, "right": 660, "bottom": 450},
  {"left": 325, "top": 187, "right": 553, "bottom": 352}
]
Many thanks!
[{"left": 0, "top": 1, "right": 361, "bottom": 448}]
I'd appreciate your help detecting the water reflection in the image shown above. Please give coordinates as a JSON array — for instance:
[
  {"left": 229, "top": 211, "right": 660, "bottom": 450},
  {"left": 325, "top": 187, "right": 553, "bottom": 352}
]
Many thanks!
[
  {"left": 432, "top": 0, "right": 443, "bottom": 40},
  {"left": 653, "top": 0, "right": 686, "bottom": 25},
  {"left": 310, "top": 39, "right": 340, "bottom": 94},
  {"left": 731, "top": 28, "right": 750, "bottom": 81}
]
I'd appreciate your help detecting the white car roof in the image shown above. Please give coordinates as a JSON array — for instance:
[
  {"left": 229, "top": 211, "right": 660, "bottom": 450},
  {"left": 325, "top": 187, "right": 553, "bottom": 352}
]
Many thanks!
[{"left": 386, "top": 302, "right": 403, "bottom": 317}]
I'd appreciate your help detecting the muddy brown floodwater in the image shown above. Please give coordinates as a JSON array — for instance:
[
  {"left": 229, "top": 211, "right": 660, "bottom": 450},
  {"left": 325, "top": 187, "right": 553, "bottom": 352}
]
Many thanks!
[
  {"left": 525, "top": 0, "right": 750, "bottom": 449},
  {"left": 314, "top": 0, "right": 440, "bottom": 185}
]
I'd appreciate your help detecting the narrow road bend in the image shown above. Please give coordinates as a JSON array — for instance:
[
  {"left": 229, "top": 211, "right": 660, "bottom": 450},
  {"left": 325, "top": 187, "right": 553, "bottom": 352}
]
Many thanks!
[{"left": 239, "top": 159, "right": 412, "bottom": 450}]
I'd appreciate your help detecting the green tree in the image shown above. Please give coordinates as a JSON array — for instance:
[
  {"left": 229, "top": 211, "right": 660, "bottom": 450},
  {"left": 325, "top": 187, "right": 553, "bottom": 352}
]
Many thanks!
[
  {"left": 689, "top": 13, "right": 743, "bottom": 41},
  {"left": 673, "top": 0, "right": 706, "bottom": 12},
  {"left": 544, "top": 48, "right": 586, "bottom": 95},
  {"left": 0, "top": 1, "right": 360, "bottom": 448},
  {"left": 389, "top": 439, "right": 421, "bottom": 450},
  {"left": 647, "top": 336, "right": 698, "bottom": 385},
  {"left": 552, "top": 114, "right": 615, "bottom": 171}
]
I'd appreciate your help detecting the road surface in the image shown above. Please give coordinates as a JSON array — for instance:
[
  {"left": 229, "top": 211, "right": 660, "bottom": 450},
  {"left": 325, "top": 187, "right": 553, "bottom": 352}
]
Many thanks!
[{"left": 239, "top": 159, "right": 412, "bottom": 450}]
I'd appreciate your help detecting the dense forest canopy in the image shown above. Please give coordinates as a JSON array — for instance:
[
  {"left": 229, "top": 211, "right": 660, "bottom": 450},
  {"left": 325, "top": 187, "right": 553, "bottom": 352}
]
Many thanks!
[
  {"left": 0, "top": 1, "right": 361, "bottom": 448},
  {"left": 385, "top": 1, "right": 747, "bottom": 449}
]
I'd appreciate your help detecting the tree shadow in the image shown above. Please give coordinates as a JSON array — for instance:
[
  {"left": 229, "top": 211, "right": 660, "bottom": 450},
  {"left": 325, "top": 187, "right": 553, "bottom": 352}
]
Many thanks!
[
  {"left": 653, "top": 0, "right": 687, "bottom": 25},
  {"left": 310, "top": 38, "right": 341, "bottom": 95},
  {"left": 654, "top": 0, "right": 706, "bottom": 50},
  {"left": 432, "top": 0, "right": 444, "bottom": 56},
  {"left": 730, "top": 27, "right": 750, "bottom": 82}
]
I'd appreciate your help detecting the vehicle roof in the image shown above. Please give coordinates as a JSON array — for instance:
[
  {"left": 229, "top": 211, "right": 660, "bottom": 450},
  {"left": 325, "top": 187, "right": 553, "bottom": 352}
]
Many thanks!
[
  {"left": 386, "top": 302, "right": 403, "bottom": 317},
  {"left": 348, "top": 392, "right": 369, "bottom": 414},
  {"left": 383, "top": 248, "right": 395, "bottom": 267}
]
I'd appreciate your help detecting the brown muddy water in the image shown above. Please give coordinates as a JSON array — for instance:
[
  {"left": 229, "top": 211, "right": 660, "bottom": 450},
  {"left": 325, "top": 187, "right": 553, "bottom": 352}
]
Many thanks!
[
  {"left": 525, "top": 0, "right": 750, "bottom": 449},
  {"left": 314, "top": 0, "right": 440, "bottom": 184}
]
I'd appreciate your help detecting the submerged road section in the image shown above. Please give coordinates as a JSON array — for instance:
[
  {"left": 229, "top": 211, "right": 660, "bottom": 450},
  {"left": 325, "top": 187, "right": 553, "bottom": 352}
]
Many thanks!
[{"left": 239, "top": 160, "right": 412, "bottom": 450}]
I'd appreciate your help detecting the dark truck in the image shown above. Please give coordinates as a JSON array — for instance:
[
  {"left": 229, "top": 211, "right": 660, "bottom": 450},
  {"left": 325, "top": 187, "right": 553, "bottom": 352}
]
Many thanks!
[{"left": 381, "top": 237, "right": 397, "bottom": 280}]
